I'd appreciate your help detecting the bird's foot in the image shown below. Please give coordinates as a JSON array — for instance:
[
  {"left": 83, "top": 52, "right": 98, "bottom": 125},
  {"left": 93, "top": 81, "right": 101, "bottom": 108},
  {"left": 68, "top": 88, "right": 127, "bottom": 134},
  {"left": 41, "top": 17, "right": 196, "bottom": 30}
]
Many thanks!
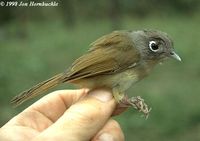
[{"left": 119, "top": 96, "right": 151, "bottom": 119}]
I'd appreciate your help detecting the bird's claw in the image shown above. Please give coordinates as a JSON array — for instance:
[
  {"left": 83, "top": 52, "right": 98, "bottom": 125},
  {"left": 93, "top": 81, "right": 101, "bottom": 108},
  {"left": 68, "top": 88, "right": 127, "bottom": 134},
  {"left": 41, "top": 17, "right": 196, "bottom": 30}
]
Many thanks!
[{"left": 120, "top": 96, "right": 151, "bottom": 119}]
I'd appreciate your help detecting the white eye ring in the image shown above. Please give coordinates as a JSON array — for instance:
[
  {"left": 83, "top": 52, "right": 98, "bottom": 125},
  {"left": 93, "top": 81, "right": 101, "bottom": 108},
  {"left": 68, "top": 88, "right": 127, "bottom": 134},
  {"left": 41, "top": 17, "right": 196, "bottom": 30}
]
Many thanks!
[{"left": 149, "top": 41, "right": 159, "bottom": 52}]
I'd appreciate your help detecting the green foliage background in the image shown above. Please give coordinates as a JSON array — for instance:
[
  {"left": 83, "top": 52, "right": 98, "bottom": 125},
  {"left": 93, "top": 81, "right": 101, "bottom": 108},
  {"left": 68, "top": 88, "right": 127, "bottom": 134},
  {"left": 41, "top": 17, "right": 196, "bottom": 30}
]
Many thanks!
[{"left": 0, "top": 0, "right": 200, "bottom": 140}]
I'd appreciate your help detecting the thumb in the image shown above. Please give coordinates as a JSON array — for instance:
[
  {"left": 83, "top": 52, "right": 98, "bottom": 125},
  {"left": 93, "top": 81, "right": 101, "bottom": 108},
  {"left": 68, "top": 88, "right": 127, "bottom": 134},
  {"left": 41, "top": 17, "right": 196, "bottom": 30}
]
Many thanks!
[{"left": 34, "top": 89, "right": 116, "bottom": 141}]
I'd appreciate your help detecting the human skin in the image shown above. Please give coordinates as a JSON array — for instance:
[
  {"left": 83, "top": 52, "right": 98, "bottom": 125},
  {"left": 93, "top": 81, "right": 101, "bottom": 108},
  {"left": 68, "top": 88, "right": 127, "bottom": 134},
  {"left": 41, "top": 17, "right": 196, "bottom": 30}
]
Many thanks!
[{"left": 0, "top": 89, "right": 125, "bottom": 141}]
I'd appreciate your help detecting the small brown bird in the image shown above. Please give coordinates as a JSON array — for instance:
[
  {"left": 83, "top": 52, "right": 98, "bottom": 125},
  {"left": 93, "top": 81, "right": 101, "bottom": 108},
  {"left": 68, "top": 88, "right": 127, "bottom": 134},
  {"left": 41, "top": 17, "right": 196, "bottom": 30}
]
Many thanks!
[{"left": 11, "top": 30, "right": 181, "bottom": 114}]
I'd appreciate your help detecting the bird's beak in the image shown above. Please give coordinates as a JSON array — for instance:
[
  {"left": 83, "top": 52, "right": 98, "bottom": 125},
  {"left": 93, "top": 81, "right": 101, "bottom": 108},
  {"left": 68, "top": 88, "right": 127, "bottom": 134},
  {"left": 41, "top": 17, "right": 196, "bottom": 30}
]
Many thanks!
[{"left": 170, "top": 51, "right": 181, "bottom": 61}]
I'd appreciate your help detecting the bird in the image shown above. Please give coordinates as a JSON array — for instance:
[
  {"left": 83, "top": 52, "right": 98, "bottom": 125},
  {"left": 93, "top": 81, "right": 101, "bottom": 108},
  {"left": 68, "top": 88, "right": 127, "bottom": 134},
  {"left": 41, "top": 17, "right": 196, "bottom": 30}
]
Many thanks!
[{"left": 11, "top": 29, "right": 181, "bottom": 115}]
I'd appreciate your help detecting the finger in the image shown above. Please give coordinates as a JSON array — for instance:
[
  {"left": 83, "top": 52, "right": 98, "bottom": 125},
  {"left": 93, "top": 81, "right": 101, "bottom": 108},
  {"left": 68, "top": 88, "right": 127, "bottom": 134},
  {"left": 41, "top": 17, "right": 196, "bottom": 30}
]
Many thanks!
[
  {"left": 27, "top": 89, "right": 89, "bottom": 122},
  {"left": 92, "top": 119, "right": 124, "bottom": 141},
  {"left": 112, "top": 104, "right": 129, "bottom": 116},
  {"left": 33, "top": 89, "right": 117, "bottom": 141},
  {"left": 6, "top": 89, "right": 89, "bottom": 130}
]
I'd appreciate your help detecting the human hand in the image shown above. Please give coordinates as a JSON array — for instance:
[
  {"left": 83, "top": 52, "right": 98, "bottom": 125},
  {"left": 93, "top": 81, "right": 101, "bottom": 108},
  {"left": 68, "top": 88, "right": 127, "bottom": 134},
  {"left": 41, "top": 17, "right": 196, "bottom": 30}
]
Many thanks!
[{"left": 0, "top": 89, "right": 125, "bottom": 141}]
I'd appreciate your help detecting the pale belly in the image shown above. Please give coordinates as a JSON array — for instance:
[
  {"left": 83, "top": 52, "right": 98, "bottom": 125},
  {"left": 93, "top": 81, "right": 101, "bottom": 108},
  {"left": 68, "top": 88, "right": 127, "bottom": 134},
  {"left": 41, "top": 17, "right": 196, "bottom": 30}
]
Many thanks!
[{"left": 73, "top": 69, "right": 139, "bottom": 93}]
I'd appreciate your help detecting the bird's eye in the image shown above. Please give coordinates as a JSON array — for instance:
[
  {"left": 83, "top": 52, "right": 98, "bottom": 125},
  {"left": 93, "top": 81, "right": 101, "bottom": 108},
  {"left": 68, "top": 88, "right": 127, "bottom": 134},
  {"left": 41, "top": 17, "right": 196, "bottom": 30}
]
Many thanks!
[{"left": 149, "top": 41, "right": 159, "bottom": 52}]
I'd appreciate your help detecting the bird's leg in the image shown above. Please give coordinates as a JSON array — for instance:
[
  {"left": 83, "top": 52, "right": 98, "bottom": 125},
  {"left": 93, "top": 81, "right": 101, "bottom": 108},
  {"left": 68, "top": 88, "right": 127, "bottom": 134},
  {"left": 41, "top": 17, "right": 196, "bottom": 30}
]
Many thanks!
[
  {"left": 112, "top": 88, "right": 124, "bottom": 103},
  {"left": 119, "top": 95, "right": 151, "bottom": 118},
  {"left": 112, "top": 88, "right": 151, "bottom": 118}
]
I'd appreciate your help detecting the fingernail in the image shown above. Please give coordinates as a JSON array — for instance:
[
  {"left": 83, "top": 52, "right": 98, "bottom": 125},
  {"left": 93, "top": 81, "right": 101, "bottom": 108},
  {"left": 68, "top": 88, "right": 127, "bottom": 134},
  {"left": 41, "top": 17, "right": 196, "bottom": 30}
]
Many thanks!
[
  {"left": 89, "top": 89, "right": 113, "bottom": 102},
  {"left": 98, "top": 133, "right": 114, "bottom": 141}
]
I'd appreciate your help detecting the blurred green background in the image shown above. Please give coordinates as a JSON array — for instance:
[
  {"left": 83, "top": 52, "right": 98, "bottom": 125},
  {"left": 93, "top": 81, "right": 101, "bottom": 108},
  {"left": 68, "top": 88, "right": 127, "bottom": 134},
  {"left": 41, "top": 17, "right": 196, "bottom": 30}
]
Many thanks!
[{"left": 0, "top": 0, "right": 200, "bottom": 140}]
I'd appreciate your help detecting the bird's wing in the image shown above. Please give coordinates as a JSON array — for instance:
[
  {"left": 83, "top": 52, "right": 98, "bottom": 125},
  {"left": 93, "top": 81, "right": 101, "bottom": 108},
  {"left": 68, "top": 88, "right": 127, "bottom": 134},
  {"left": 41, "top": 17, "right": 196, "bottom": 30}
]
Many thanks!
[{"left": 63, "top": 31, "right": 141, "bottom": 82}]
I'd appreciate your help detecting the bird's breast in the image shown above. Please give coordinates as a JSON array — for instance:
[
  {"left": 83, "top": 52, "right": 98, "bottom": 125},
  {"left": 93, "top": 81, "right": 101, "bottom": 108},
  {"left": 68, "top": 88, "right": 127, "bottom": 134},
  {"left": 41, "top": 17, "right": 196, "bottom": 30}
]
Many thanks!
[{"left": 112, "top": 69, "right": 139, "bottom": 92}]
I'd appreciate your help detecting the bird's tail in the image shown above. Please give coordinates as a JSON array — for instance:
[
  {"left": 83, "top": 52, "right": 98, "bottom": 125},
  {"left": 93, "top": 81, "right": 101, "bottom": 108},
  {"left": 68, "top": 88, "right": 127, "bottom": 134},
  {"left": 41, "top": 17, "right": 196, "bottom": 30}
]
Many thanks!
[{"left": 11, "top": 73, "right": 64, "bottom": 107}]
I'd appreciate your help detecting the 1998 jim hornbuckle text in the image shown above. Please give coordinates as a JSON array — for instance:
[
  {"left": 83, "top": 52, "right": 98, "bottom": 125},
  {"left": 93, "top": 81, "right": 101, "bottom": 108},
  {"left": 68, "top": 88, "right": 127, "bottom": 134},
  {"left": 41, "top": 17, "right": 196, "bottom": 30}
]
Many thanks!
[{"left": 4, "top": 1, "right": 59, "bottom": 7}]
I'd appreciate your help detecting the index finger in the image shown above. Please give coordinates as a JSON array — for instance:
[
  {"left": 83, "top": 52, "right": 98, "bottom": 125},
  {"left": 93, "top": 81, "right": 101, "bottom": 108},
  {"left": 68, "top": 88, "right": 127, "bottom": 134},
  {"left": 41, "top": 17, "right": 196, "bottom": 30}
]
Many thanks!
[{"left": 25, "top": 89, "right": 89, "bottom": 122}]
